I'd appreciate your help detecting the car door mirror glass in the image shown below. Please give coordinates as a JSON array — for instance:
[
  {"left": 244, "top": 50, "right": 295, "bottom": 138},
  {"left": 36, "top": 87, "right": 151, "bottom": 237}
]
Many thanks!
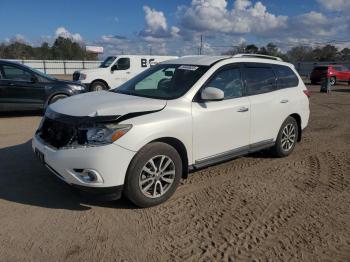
[
  {"left": 201, "top": 87, "right": 224, "bottom": 101},
  {"left": 164, "top": 70, "right": 174, "bottom": 77},
  {"left": 111, "top": 64, "right": 118, "bottom": 71},
  {"left": 30, "top": 75, "right": 38, "bottom": 83}
]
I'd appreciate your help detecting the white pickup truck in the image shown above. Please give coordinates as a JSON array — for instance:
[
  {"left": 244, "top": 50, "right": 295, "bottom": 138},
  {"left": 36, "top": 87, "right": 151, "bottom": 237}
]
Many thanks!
[{"left": 73, "top": 55, "right": 177, "bottom": 91}]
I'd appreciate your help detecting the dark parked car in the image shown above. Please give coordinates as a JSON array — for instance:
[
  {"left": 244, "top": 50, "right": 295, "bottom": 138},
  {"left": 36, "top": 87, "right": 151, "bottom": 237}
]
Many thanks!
[
  {"left": 310, "top": 65, "right": 350, "bottom": 86},
  {"left": 0, "top": 60, "right": 87, "bottom": 111}
]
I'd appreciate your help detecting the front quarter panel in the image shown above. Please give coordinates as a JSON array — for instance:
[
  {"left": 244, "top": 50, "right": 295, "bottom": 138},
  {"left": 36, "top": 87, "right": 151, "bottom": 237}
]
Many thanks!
[{"left": 115, "top": 99, "right": 193, "bottom": 164}]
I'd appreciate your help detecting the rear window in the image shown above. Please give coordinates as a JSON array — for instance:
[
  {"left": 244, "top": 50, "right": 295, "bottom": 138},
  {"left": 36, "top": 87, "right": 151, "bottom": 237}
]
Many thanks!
[
  {"left": 273, "top": 65, "right": 299, "bottom": 89},
  {"left": 243, "top": 64, "right": 276, "bottom": 95}
]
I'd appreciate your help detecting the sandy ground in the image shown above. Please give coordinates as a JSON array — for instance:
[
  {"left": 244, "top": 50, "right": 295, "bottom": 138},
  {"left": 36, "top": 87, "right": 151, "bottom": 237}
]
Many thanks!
[{"left": 0, "top": 84, "right": 349, "bottom": 262}]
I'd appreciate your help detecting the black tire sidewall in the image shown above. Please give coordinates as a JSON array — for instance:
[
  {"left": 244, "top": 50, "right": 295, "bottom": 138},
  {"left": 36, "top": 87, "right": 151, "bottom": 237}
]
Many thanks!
[
  {"left": 90, "top": 81, "right": 107, "bottom": 91},
  {"left": 273, "top": 117, "right": 299, "bottom": 157},
  {"left": 124, "top": 142, "right": 182, "bottom": 207}
]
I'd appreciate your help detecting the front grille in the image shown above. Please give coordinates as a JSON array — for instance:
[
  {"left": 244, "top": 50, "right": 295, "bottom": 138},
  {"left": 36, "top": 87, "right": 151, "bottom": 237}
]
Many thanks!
[
  {"left": 73, "top": 72, "right": 80, "bottom": 81},
  {"left": 39, "top": 117, "right": 77, "bottom": 148}
]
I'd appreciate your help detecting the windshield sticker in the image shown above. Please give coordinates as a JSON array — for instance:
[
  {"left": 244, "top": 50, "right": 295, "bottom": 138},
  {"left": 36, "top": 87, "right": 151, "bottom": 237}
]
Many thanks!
[{"left": 178, "top": 65, "right": 199, "bottom": 71}]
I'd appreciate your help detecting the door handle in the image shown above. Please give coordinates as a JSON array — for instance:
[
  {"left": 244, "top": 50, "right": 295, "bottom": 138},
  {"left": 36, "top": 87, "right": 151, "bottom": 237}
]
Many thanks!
[
  {"left": 280, "top": 99, "right": 289, "bottom": 103},
  {"left": 237, "top": 107, "right": 249, "bottom": 112}
]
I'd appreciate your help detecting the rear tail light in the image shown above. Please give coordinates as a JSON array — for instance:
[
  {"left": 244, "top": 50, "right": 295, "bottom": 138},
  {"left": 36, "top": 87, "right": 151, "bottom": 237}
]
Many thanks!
[{"left": 303, "top": 89, "right": 311, "bottom": 98}]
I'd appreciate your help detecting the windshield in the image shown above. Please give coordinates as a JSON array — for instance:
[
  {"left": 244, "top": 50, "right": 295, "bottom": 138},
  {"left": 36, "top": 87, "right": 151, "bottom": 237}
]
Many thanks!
[
  {"left": 112, "top": 64, "right": 209, "bottom": 100},
  {"left": 100, "top": 56, "right": 117, "bottom": 68}
]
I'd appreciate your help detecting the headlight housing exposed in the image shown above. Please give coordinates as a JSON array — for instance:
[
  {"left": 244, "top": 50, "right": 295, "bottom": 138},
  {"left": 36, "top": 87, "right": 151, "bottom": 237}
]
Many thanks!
[
  {"left": 79, "top": 73, "right": 87, "bottom": 80},
  {"left": 68, "top": 84, "right": 85, "bottom": 91},
  {"left": 86, "top": 124, "right": 132, "bottom": 145}
]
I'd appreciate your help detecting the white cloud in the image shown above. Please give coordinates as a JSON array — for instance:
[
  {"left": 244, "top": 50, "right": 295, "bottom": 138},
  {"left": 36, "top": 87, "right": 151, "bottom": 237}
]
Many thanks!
[
  {"left": 139, "top": 6, "right": 180, "bottom": 41},
  {"left": 179, "top": 0, "right": 287, "bottom": 34},
  {"left": 9, "top": 34, "right": 28, "bottom": 44},
  {"left": 55, "top": 27, "right": 83, "bottom": 42},
  {"left": 317, "top": 0, "right": 350, "bottom": 11}
]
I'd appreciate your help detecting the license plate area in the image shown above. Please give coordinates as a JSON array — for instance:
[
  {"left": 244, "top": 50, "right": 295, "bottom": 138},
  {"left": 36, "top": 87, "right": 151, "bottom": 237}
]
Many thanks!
[{"left": 35, "top": 148, "right": 45, "bottom": 164}]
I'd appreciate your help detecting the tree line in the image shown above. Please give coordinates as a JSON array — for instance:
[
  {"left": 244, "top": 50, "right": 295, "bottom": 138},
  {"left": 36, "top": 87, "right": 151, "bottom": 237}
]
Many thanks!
[
  {"left": 1, "top": 36, "right": 349, "bottom": 62},
  {"left": 222, "top": 43, "right": 350, "bottom": 63},
  {"left": 0, "top": 37, "right": 98, "bottom": 60}
]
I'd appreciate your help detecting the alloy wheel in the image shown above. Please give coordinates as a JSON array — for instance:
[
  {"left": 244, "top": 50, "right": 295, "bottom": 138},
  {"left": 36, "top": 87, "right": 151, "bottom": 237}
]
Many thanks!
[
  {"left": 281, "top": 123, "right": 296, "bottom": 151},
  {"left": 138, "top": 155, "right": 176, "bottom": 198}
]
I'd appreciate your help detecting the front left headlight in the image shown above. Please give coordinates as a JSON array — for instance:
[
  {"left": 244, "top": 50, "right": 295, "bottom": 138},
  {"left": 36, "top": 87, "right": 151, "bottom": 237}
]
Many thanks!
[
  {"left": 68, "top": 84, "right": 85, "bottom": 91},
  {"left": 86, "top": 124, "right": 132, "bottom": 145}
]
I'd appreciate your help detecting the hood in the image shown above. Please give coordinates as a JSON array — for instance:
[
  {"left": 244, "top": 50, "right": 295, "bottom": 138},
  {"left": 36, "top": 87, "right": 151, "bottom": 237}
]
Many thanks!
[
  {"left": 79, "top": 67, "right": 105, "bottom": 74},
  {"left": 49, "top": 91, "right": 167, "bottom": 117}
]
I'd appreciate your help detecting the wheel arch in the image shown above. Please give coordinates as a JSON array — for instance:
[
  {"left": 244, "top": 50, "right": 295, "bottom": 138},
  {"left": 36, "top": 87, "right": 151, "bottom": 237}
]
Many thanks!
[
  {"left": 46, "top": 92, "right": 70, "bottom": 107},
  {"left": 90, "top": 79, "right": 109, "bottom": 91},
  {"left": 148, "top": 137, "right": 189, "bottom": 179},
  {"left": 289, "top": 113, "right": 302, "bottom": 142}
]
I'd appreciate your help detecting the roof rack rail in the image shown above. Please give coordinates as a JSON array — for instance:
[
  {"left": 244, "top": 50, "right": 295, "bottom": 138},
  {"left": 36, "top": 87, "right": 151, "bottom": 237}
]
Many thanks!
[{"left": 233, "top": 54, "right": 283, "bottom": 61}]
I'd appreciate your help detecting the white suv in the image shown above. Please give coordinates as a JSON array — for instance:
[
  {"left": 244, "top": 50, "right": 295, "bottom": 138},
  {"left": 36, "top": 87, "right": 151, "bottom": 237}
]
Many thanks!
[{"left": 32, "top": 54, "right": 310, "bottom": 207}]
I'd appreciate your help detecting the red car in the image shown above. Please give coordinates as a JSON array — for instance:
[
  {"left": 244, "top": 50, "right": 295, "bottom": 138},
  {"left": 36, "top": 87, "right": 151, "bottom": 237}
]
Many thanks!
[{"left": 310, "top": 65, "right": 350, "bottom": 85}]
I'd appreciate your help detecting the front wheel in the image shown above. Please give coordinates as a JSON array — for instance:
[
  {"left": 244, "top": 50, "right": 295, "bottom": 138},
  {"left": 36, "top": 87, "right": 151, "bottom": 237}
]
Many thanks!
[
  {"left": 271, "top": 117, "right": 299, "bottom": 157},
  {"left": 90, "top": 81, "right": 107, "bottom": 91},
  {"left": 124, "top": 142, "right": 182, "bottom": 207}
]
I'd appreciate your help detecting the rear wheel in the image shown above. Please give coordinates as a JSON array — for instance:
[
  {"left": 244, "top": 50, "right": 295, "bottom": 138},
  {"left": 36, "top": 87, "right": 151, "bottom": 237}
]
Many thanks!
[
  {"left": 330, "top": 76, "right": 336, "bottom": 86},
  {"left": 90, "top": 81, "right": 107, "bottom": 91},
  {"left": 124, "top": 142, "right": 182, "bottom": 207},
  {"left": 271, "top": 116, "right": 299, "bottom": 157}
]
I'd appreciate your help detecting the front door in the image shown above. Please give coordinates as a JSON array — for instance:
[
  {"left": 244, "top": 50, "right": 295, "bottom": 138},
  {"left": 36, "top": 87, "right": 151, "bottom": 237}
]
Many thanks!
[
  {"left": 0, "top": 64, "right": 45, "bottom": 109},
  {"left": 192, "top": 66, "right": 250, "bottom": 162}
]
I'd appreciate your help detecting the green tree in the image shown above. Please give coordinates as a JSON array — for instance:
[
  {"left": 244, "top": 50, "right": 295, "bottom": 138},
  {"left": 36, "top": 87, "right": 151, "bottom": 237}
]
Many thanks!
[
  {"left": 287, "top": 46, "right": 314, "bottom": 62},
  {"left": 245, "top": 44, "right": 259, "bottom": 54}
]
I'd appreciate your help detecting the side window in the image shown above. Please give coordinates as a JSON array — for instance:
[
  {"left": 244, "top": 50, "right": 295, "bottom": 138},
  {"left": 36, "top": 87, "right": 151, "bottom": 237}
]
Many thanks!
[
  {"left": 116, "top": 58, "right": 130, "bottom": 70},
  {"left": 273, "top": 65, "right": 299, "bottom": 89},
  {"left": 2, "top": 65, "right": 32, "bottom": 81},
  {"left": 204, "top": 67, "right": 243, "bottom": 99},
  {"left": 243, "top": 65, "right": 276, "bottom": 95}
]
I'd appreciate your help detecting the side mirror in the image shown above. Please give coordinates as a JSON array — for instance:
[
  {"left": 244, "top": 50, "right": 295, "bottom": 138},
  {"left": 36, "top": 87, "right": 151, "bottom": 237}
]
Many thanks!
[
  {"left": 164, "top": 70, "right": 173, "bottom": 77},
  {"left": 30, "top": 76, "right": 38, "bottom": 83},
  {"left": 201, "top": 87, "right": 224, "bottom": 101},
  {"left": 111, "top": 64, "right": 118, "bottom": 71}
]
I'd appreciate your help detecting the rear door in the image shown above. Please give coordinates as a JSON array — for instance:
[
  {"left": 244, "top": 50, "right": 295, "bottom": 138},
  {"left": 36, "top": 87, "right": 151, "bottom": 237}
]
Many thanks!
[
  {"left": 0, "top": 63, "right": 45, "bottom": 109},
  {"left": 242, "top": 63, "right": 282, "bottom": 145},
  {"left": 332, "top": 66, "right": 345, "bottom": 81}
]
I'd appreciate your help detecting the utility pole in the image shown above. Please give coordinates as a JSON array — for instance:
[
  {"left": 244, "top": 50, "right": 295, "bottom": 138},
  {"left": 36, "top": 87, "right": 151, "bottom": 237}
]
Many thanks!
[
  {"left": 199, "top": 34, "right": 203, "bottom": 55},
  {"left": 149, "top": 46, "right": 152, "bottom": 55}
]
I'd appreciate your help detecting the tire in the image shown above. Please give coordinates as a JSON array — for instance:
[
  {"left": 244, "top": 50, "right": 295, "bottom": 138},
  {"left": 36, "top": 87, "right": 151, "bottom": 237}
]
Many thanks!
[
  {"left": 90, "top": 81, "right": 107, "bottom": 91},
  {"left": 330, "top": 76, "right": 336, "bottom": 86},
  {"left": 271, "top": 116, "right": 299, "bottom": 158},
  {"left": 124, "top": 142, "right": 182, "bottom": 207},
  {"left": 48, "top": 94, "right": 68, "bottom": 105}
]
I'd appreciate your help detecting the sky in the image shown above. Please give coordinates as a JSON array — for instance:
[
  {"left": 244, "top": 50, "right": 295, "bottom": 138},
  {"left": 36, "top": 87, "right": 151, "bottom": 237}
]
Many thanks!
[{"left": 1, "top": 0, "right": 350, "bottom": 57}]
